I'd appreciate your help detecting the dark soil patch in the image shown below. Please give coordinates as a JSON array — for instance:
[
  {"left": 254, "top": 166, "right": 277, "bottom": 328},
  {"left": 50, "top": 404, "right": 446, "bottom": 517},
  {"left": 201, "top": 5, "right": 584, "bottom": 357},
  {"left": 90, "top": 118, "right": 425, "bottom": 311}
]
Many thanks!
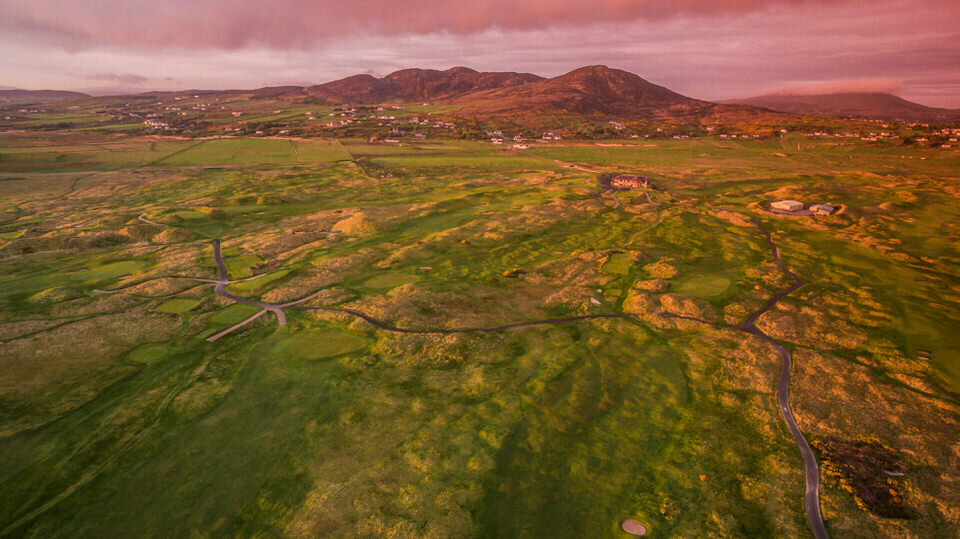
[{"left": 813, "top": 438, "right": 914, "bottom": 519}]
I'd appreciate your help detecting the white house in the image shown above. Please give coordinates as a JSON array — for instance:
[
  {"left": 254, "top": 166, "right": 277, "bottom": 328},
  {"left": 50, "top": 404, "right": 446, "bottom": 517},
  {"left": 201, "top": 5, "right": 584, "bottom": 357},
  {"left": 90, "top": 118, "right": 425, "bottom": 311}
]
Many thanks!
[{"left": 771, "top": 200, "right": 804, "bottom": 212}]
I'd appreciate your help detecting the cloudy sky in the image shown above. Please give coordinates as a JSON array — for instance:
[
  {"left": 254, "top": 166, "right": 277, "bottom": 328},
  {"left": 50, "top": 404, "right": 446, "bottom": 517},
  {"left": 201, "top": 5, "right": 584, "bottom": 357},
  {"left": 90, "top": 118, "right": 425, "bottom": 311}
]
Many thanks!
[{"left": 1, "top": 0, "right": 959, "bottom": 106}]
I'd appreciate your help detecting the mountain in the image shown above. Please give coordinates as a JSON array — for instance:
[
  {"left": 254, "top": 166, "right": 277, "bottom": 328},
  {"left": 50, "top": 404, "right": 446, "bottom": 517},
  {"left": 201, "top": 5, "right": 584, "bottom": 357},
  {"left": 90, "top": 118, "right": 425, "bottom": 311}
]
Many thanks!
[
  {"left": 303, "top": 67, "right": 544, "bottom": 104},
  {"left": 293, "top": 64, "right": 774, "bottom": 126},
  {"left": 0, "top": 89, "right": 89, "bottom": 104},
  {"left": 304, "top": 74, "right": 402, "bottom": 103},
  {"left": 453, "top": 65, "right": 702, "bottom": 114},
  {"left": 382, "top": 67, "right": 544, "bottom": 101},
  {"left": 448, "top": 65, "right": 775, "bottom": 125},
  {"left": 726, "top": 92, "right": 960, "bottom": 122}
]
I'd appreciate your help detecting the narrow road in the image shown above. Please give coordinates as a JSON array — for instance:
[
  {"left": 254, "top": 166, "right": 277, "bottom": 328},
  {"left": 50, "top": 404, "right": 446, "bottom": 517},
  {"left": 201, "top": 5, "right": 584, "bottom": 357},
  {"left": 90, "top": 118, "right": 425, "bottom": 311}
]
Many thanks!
[
  {"left": 738, "top": 218, "right": 827, "bottom": 539},
  {"left": 137, "top": 213, "right": 166, "bottom": 227},
  {"left": 206, "top": 232, "right": 828, "bottom": 538},
  {"left": 659, "top": 217, "right": 827, "bottom": 539},
  {"left": 609, "top": 188, "right": 621, "bottom": 209},
  {"left": 207, "top": 239, "right": 290, "bottom": 340},
  {"left": 206, "top": 239, "right": 637, "bottom": 338}
]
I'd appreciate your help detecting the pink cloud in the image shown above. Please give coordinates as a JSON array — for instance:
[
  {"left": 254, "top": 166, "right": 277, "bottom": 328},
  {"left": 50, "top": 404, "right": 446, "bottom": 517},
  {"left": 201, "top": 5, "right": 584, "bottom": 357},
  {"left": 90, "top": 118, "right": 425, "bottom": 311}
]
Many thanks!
[
  {"left": 1, "top": 0, "right": 957, "bottom": 106},
  {"left": 85, "top": 72, "right": 149, "bottom": 84},
  {"left": 762, "top": 78, "right": 905, "bottom": 96},
  {"left": 0, "top": 0, "right": 841, "bottom": 50}
]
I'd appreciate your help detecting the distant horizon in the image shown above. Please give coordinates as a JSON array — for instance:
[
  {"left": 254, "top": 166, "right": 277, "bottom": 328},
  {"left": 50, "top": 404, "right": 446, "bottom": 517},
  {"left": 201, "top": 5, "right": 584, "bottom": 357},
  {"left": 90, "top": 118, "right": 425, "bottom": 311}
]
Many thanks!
[
  {"left": 2, "top": 0, "right": 959, "bottom": 107},
  {"left": 5, "top": 65, "right": 958, "bottom": 110}
]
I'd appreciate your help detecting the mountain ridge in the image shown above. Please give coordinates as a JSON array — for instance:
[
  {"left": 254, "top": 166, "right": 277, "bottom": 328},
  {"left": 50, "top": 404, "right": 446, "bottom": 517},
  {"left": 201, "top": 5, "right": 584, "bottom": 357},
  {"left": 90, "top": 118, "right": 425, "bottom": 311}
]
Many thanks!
[
  {"left": 0, "top": 89, "right": 90, "bottom": 104},
  {"left": 725, "top": 92, "right": 960, "bottom": 122}
]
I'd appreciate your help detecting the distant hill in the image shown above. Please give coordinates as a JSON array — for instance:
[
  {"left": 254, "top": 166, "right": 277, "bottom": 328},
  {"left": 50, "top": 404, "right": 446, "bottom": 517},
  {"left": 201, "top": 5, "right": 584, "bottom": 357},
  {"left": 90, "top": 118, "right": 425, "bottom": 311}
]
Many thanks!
[
  {"left": 2, "top": 66, "right": 794, "bottom": 130},
  {"left": 9, "top": 66, "right": 780, "bottom": 128},
  {"left": 0, "top": 89, "right": 89, "bottom": 104},
  {"left": 449, "top": 65, "right": 774, "bottom": 124},
  {"left": 249, "top": 67, "right": 546, "bottom": 104},
  {"left": 305, "top": 74, "right": 403, "bottom": 103},
  {"left": 286, "top": 65, "right": 773, "bottom": 125},
  {"left": 380, "top": 67, "right": 544, "bottom": 101},
  {"left": 453, "top": 65, "right": 707, "bottom": 115},
  {"left": 726, "top": 92, "right": 960, "bottom": 122}
]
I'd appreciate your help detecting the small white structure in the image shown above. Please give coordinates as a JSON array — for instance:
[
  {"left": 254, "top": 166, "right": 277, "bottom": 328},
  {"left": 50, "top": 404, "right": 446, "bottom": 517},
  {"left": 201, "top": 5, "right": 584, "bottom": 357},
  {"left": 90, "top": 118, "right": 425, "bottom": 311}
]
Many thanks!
[
  {"left": 809, "top": 204, "right": 837, "bottom": 215},
  {"left": 771, "top": 200, "right": 804, "bottom": 212}
]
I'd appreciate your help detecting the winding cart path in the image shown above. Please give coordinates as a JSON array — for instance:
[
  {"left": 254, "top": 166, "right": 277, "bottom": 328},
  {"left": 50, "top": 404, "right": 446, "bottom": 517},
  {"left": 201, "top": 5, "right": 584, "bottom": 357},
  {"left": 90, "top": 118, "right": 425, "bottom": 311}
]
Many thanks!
[
  {"left": 205, "top": 239, "right": 635, "bottom": 340},
  {"left": 660, "top": 217, "right": 827, "bottom": 538},
  {"left": 741, "top": 219, "right": 827, "bottom": 539},
  {"left": 200, "top": 218, "right": 828, "bottom": 537}
]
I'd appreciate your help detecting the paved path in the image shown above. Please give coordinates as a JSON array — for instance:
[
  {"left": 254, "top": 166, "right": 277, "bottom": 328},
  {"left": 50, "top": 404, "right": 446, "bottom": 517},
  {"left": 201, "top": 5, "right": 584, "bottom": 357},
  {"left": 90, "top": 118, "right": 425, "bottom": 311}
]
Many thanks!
[
  {"left": 660, "top": 217, "right": 827, "bottom": 539},
  {"left": 205, "top": 228, "right": 827, "bottom": 538},
  {"left": 206, "top": 239, "right": 327, "bottom": 341},
  {"left": 205, "top": 239, "right": 637, "bottom": 339},
  {"left": 137, "top": 214, "right": 166, "bottom": 227},
  {"left": 741, "top": 218, "right": 827, "bottom": 539}
]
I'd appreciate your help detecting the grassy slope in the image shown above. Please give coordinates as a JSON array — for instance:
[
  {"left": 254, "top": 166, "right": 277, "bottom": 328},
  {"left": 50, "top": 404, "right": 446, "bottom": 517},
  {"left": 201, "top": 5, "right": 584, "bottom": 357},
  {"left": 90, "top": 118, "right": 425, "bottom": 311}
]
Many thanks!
[{"left": 0, "top": 135, "right": 957, "bottom": 537}]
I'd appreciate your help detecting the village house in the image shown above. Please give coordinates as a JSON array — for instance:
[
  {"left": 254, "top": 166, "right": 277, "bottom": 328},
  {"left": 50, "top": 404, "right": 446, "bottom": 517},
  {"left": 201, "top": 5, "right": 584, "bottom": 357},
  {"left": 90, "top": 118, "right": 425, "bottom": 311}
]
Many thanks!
[
  {"left": 771, "top": 200, "right": 804, "bottom": 212},
  {"left": 611, "top": 175, "right": 649, "bottom": 189}
]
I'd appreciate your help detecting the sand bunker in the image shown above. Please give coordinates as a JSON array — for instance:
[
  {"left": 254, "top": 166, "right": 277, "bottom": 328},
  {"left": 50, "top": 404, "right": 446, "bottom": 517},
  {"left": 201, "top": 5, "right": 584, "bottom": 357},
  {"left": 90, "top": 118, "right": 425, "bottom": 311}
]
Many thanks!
[{"left": 621, "top": 519, "right": 647, "bottom": 535}]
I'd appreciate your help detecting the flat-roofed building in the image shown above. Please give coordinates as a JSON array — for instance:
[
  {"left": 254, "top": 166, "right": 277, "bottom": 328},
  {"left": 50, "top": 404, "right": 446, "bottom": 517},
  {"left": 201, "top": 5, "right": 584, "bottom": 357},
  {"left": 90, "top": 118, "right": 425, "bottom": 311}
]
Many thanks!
[
  {"left": 611, "top": 175, "right": 649, "bottom": 189},
  {"left": 771, "top": 200, "right": 804, "bottom": 212},
  {"left": 809, "top": 204, "right": 837, "bottom": 215}
]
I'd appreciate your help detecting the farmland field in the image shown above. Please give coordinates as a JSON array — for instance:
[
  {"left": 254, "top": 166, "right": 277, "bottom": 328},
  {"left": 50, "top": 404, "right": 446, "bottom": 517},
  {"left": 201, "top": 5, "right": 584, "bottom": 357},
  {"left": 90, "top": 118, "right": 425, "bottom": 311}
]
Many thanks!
[{"left": 1, "top": 133, "right": 959, "bottom": 537}]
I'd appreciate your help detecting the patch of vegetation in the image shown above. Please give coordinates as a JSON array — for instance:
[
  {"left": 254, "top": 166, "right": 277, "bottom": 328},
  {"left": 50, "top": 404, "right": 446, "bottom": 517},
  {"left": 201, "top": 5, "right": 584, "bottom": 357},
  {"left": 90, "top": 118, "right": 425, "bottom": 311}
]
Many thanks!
[
  {"left": 362, "top": 273, "right": 418, "bottom": 289},
  {"left": 155, "top": 298, "right": 201, "bottom": 314},
  {"left": 813, "top": 438, "right": 914, "bottom": 519},
  {"left": 675, "top": 274, "right": 731, "bottom": 297},
  {"left": 283, "top": 330, "right": 368, "bottom": 359},
  {"left": 0, "top": 132, "right": 957, "bottom": 538}
]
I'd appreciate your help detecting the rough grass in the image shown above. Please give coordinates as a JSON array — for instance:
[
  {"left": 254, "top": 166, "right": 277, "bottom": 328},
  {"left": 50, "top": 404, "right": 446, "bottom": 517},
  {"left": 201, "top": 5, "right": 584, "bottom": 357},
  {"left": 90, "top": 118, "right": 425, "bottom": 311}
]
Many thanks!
[
  {"left": 0, "top": 133, "right": 957, "bottom": 538},
  {"left": 362, "top": 273, "right": 418, "bottom": 289}
]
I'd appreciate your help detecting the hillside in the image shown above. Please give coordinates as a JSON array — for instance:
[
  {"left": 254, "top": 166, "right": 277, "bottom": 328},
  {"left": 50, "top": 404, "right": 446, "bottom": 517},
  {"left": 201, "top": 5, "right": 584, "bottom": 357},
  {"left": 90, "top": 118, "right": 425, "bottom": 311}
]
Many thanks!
[
  {"left": 0, "top": 89, "right": 89, "bottom": 104},
  {"left": 297, "top": 67, "right": 544, "bottom": 104},
  {"left": 727, "top": 92, "right": 960, "bottom": 122},
  {"left": 451, "top": 65, "right": 776, "bottom": 125}
]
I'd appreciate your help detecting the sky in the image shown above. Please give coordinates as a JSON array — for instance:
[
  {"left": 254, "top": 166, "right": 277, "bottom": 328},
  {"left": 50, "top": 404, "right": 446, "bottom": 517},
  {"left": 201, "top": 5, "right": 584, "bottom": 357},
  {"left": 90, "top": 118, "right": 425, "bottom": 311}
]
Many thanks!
[{"left": 1, "top": 0, "right": 959, "bottom": 106}]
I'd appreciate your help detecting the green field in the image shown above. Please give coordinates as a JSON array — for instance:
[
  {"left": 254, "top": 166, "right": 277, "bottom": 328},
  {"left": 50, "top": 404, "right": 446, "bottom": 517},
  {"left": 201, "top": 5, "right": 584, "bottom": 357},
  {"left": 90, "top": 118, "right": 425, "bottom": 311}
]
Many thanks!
[
  {"left": 154, "top": 138, "right": 352, "bottom": 165},
  {"left": 283, "top": 330, "right": 369, "bottom": 359},
  {"left": 362, "top": 273, "right": 419, "bottom": 289},
  {"left": 155, "top": 298, "right": 201, "bottom": 313},
  {"left": 0, "top": 132, "right": 958, "bottom": 537}
]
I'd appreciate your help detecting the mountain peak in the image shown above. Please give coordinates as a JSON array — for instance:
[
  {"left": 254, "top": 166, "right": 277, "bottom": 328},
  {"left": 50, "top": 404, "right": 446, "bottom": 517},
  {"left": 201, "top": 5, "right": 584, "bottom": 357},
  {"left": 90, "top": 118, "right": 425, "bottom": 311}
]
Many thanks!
[
  {"left": 308, "top": 67, "right": 544, "bottom": 103},
  {"left": 445, "top": 66, "right": 480, "bottom": 75}
]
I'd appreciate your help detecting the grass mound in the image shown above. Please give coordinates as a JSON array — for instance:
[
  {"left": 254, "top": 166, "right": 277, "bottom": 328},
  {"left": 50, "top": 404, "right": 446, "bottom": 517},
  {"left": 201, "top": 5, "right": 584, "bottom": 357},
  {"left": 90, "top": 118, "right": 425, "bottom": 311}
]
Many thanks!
[
  {"left": 332, "top": 212, "right": 378, "bottom": 236},
  {"left": 152, "top": 227, "right": 194, "bottom": 244},
  {"left": 29, "top": 287, "right": 86, "bottom": 303}
]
